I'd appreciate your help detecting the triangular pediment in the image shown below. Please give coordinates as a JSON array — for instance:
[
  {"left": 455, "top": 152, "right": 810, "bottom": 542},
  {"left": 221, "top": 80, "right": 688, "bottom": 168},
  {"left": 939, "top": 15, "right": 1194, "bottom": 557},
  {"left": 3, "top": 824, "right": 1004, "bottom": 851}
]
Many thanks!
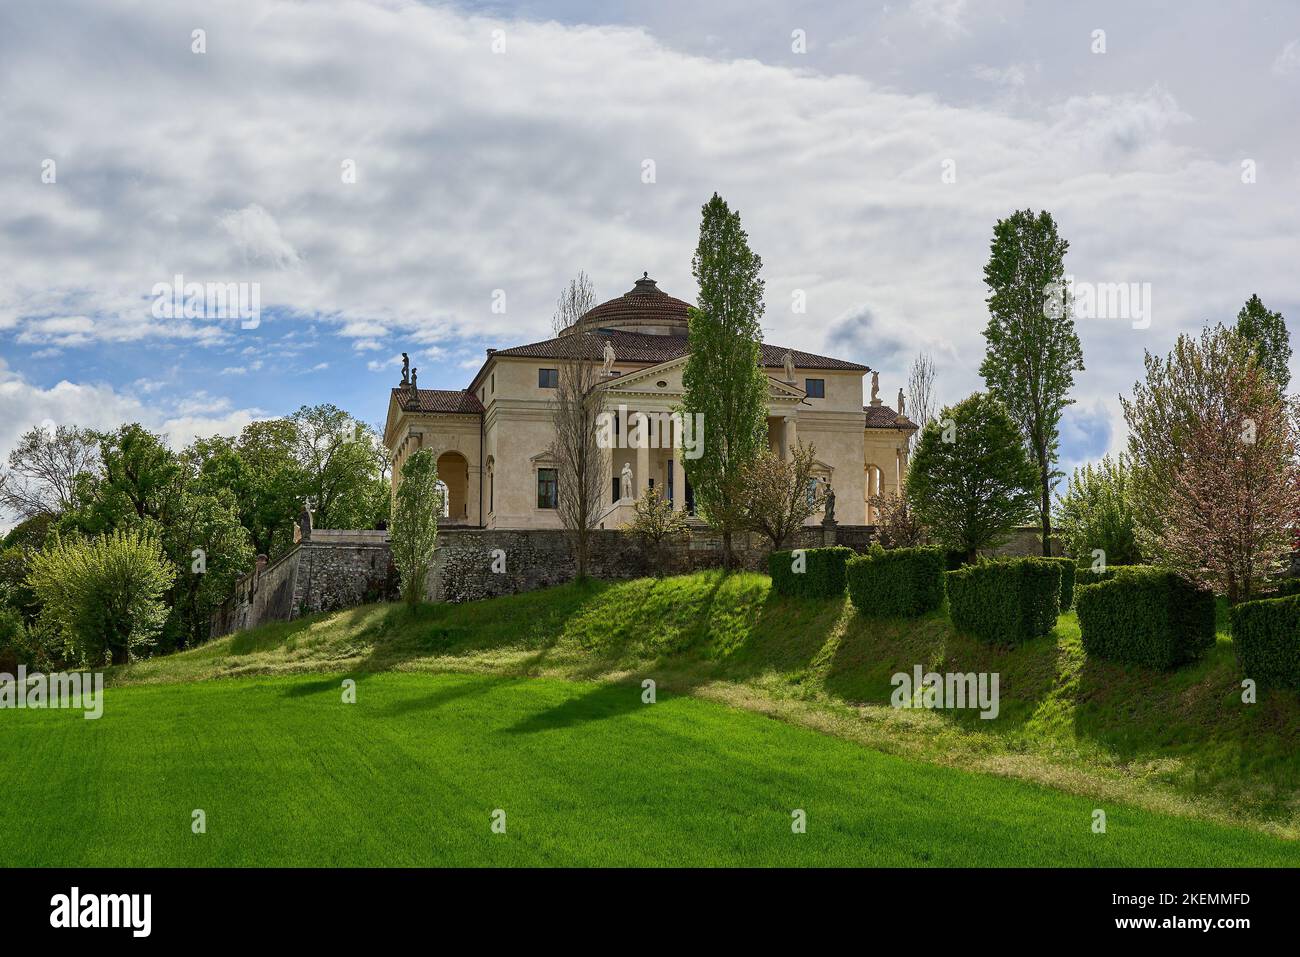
[{"left": 600, "top": 354, "right": 805, "bottom": 401}]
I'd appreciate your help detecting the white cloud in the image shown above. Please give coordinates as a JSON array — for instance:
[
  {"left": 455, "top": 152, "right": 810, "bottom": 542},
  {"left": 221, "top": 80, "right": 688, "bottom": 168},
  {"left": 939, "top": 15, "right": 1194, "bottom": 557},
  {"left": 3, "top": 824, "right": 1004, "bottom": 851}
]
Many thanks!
[
  {"left": 1272, "top": 39, "right": 1300, "bottom": 76},
  {"left": 0, "top": 0, "right": 1297, "bottom": 472}
]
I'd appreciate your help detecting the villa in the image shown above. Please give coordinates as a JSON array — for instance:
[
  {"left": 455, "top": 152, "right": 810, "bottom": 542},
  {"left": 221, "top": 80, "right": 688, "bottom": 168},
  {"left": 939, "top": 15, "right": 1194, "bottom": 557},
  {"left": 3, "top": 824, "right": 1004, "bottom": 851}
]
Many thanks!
[{"left": 382, "top": 273, "right": 917, "bottom": 529}]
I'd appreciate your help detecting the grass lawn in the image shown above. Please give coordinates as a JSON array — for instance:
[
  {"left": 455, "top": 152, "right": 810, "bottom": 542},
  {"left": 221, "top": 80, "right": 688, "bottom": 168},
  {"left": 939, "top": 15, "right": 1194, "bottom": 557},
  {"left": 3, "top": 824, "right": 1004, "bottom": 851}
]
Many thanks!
[
  {"left": 2, "top": 670, "right": 1297, "bottom": 867},
  {"left": 110, "top": 571, "right": 1300, "bottom": 839}
]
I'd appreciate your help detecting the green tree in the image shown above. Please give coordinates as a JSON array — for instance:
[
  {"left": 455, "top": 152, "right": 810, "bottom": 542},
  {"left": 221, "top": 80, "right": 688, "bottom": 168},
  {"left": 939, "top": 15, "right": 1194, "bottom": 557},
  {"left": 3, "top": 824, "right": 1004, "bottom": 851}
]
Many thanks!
[
  {"left": 290, "top": 405, "right": 389, "bottom": 530},
  {"left": 1053, "top": 454, "right": 1142, "bottom": 568},
  {"left": 0, "top": 424, "right": 98, "bottom": 520},
  {"left": 389, "top": 449, "right": 440, "bottom": 605},
  {"left": 27, "top": 528, "right": 176, "bottom": 665},
  {"left": 905, "top": 393, "right": 1038, "bottom": 562},
  {"left": 980, "top": 209, "right": 1085, "bottom": 557},
  {"left": 681, "top": 193, "right": 770, "bottom": 567},
  {"left": 192, "top": 420, "right": 306, "bottom": 557},
  {"left": 1235, "top": 293, "right": 1291, "bottom": 393}
]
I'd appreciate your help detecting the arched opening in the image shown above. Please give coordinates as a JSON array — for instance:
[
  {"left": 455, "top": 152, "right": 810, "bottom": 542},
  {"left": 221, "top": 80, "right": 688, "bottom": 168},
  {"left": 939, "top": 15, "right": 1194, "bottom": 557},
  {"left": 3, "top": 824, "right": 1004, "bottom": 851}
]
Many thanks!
[{"left": 436, "top": 451, "right": 470, "bottom": 522}]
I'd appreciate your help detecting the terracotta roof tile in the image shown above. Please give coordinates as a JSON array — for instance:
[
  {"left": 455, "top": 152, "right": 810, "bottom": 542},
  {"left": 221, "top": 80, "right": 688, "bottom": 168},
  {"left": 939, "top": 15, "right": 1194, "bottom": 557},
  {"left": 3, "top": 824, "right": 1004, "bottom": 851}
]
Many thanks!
[
  {"left": 491, "top": 329, "right": 869, "bottom": 372},
  {"left": 393, "top": 387, "right": 484, "bottom": 415},
  {"left": 864, "top": 404, "right": 919, "bottom": 431}
]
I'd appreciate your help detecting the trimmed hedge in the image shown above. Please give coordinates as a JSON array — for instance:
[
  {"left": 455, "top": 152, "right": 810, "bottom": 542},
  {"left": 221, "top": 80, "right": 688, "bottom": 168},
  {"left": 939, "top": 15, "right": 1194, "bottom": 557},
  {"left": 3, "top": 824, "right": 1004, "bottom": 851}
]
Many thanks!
[
  {"left": 945, "top": 558, "right": 1062, "bottom": 646},
  {"left": 846, "top": 546, "right": 945, "bottom": 618},
  {"left": 1230, "top": 594, "right": 1300, "bottom": 690},
  {"left": 1041, "top": 557, "right": 1076, "bottom": 612},
  {"left": 1075, "top": 567, "right": 1215, "bottom": 670},
  {"left": 768, "top": 546, "right": 853, "bottom": 599}
]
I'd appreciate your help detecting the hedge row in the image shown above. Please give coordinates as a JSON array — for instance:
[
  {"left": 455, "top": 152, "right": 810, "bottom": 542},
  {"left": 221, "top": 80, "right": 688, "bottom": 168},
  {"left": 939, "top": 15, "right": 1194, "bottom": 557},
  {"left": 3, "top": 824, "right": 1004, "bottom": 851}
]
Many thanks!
[
  {"left": 1075, "top": 567, "right": 1215, "bottom": 670},
  {"left": 945, "top": 558, "right": 1061, "bottom": 646},
  {"left": 1230, "top": 594, "right": 1300, "bottom": 690},
  {"left": 1040, "top": 557, "right": 1076, "bottom": 612},
  {"left": 768, "top": 546, "right": 854, "bottom": 599},
  {"left": 846, "top": 546, "right": 946, "bottom": 618}
]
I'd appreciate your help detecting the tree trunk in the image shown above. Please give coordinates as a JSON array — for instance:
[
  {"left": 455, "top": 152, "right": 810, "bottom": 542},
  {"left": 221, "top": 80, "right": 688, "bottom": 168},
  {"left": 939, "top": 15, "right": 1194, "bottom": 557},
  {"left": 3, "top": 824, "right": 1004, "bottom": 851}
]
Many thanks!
[
  {"left": 576, "top": 527, "right": 589, "bottom": 581},
  {"left": 722, "top": 529, "right": 734, "bottom": 570},
  {"left": 1039, "top": 456, "right": 1052, "bottom": 557}
]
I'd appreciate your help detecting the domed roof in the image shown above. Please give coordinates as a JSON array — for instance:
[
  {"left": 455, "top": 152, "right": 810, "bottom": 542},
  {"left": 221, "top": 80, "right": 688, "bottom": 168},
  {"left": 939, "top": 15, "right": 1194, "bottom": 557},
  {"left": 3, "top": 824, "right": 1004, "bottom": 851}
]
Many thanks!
[{"left": 565, "top": 273, "right": 691, "bottom": 336}]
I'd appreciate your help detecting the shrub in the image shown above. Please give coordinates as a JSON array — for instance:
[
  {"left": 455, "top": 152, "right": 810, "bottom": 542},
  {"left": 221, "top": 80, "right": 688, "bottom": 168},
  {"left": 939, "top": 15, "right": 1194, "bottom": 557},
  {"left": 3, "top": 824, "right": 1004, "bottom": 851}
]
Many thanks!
[
  {"left": 1270, "top": 578, "right": 1300, "bottom": 598},
  {"left": 26, "top": 528, "right": 176, "bottom": 666},
  {"left": 768, "top": 546, "right": 853, "bottom": 599},
  {"left": 846, "top": 546, "right": 945, "bottom": 618},
  {"left": 1042, "top": 557, "right": 1077, "bottom": 612},
  {"left": 1230, "top": 594, "right": 1300, "bottom": 690},
  {"left": 1075, "top": 567, "right": 1216, "bottom": 670},
  {"left": 945, "top": 558, "right": 1061, "bottom": 645}
]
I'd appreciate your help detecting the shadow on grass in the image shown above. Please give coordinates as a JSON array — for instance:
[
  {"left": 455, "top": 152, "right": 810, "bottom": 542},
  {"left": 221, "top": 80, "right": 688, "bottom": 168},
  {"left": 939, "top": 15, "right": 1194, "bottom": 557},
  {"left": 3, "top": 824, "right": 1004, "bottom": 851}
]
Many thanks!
[
  {"left": 1071, "top": 639, "right": 1300, "bottom": 813},
  {"left": 823, "top": 606, "right": 1060, "bottom": 734}
]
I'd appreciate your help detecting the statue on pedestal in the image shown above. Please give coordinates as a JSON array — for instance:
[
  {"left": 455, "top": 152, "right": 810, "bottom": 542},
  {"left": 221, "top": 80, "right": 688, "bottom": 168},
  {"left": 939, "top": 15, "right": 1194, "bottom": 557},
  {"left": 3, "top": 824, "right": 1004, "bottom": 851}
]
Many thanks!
[
  {"left": 870, "top": 371, "right": 880, "bottom": 403},
  {"left": 603, "top": 340, "right": 617, "bottom": 376},
  {"left": 782, "top": 351, "right": 795, "bottom": 382},
  {"left": 621, "top": 462, "right": 633, "bottom": 500},
  {"left": 401, "top": 352, "right": 410, "bottom": 386}
]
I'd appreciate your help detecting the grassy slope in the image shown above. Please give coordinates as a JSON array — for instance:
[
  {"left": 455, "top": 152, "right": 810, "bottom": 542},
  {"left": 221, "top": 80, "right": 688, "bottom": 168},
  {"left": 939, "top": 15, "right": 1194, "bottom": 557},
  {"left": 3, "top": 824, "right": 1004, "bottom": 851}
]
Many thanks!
[
  {"left": 3, "top": 671, "right": 1297, "bottom": 866},
  {"left": 108, "top": 571, "right": 1300, "bottom": 839}
]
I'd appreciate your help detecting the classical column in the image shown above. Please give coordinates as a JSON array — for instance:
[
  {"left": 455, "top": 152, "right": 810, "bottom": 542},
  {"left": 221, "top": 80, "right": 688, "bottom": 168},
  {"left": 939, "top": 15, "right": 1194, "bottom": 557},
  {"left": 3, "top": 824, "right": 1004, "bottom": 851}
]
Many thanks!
[
  {"left": 784, "top": 415, "right": 797, "bottom": 459},
  {"left": 669, "top": 415, "right": 685, "bottom": 512},
  {"left": 634, "top": 412, "right": 650, "bottom": 498}
]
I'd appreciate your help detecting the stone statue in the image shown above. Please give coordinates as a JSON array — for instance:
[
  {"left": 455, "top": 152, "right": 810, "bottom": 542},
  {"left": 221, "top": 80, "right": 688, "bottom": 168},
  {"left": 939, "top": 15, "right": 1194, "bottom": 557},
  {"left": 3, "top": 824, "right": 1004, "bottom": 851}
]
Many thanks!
[
  {"left": 410, "top": 367, "right": 418, "bottom": 391},
  {"left": 897, "top": 388, "right": 906, "bottom": 415},
  {"left": 401, "top": 352, "right": 410, "bottom": 386},
  {"left": 297, "top": 499, "right": 314, "bottom": 542},
  {"left": 823, "top": 484, "right": 836, "bottom": 524},
  {"left": 602, "top": 340, "right": 616, "bottom": 376},
  {"left": 621, "top": 461, "right": 633, "bottom": 500},
  {"left": 871, "top": 371, "right": 880, "bottom": 403},
  {"left": 782, "top": 350, "right": 795, "bottom": 382}
]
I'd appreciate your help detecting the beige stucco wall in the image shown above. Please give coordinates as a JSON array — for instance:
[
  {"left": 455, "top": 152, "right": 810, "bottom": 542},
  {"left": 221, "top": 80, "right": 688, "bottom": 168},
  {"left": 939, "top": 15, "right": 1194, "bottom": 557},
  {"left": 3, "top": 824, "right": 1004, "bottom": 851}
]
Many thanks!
[{"left": 388, "top": 354, "right": 913, "bottom": 531}]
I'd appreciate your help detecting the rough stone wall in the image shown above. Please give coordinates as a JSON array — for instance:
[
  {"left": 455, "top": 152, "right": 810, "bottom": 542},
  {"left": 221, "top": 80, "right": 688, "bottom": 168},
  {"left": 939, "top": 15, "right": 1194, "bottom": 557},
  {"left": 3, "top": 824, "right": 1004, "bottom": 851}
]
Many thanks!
[
  {"left": 212, "top": 523, "right": 885, "bottom": 631},
  {"left": 291, "top": 530, "right": 397, "bottom": 617},
  {"left": 210, "top": 531, "right": 397, "bottom": 637},
  {"left": 427, "top": 524, "right": 875, "bottom": 603},
  {"left": 983, "top": 526, "right": 1063, "bottom": 558},
  {"left": 209, "top": 547, "right": 301, "bottom": 638}
]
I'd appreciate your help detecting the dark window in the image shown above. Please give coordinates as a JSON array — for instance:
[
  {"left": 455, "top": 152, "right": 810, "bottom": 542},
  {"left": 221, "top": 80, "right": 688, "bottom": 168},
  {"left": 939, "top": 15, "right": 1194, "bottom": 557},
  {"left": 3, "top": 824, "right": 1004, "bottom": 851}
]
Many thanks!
[
  {"left": 489, "top": 473, "right": 494, "bottom": 513},
  {"left": 805, "top": 378, "right": 825, "bottom": 398},
  {"left": 490, "top": 373, "right": 495, "bottom": 394},
  {"left": 612, "top": 476, "right": 621, "bottom": 504},
  {"left": 539, "top": 368, "right": 559, "bottom": 389},
  {"left": 537, "top": 468, "right": 558, "bottom": 508}
]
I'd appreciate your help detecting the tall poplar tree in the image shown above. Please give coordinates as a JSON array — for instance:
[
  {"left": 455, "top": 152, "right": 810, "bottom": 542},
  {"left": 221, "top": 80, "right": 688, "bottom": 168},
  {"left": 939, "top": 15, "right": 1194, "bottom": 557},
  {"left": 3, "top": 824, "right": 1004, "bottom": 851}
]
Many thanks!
[
  {"left": 681, "top": 193, "right": 769, "bottom": 567},
  {"left": 1235, "top": 293, "right": 1291, "bottom": 394},
  {"left": 979, "top": 209, "right": 1084, "bottom": 556}
]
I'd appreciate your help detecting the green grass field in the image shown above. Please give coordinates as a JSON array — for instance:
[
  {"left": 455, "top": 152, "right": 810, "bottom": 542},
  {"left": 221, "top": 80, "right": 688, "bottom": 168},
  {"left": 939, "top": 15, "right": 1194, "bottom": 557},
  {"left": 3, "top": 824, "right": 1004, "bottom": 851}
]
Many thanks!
[
  {"left": 4, "top": 570, "right": 1299, "bottom": 866},
  {"left": 3, "top": 670, "right": 1297, "bottom": 866}
]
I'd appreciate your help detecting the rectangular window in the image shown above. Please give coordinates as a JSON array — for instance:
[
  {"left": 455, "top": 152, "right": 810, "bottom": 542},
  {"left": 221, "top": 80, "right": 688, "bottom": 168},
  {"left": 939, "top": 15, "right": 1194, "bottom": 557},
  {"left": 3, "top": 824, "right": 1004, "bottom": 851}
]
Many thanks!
[
  {"left": 805, "top": 378, "right": 825, "bottom": 398},
  {"left": 490, "top": 373, "right": 495, "bottom": 394},
  {"left": 612, "top": 476, "right": 621, "bottom": 504},
  {"left": 539, "top": 368, "right": 559, "bottom": 389},
  {"left": 489, "top": 474, "right": 494, "bottom": 513},
  {"left": 537, "top": 468, "right": 558, "bottom": 508}
]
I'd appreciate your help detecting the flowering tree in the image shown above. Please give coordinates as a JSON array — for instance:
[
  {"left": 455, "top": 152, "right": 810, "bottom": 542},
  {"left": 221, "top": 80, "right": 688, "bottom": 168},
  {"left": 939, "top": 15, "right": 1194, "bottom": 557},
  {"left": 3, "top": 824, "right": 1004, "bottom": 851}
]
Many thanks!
[
  {"left": 1160, "top": 365, "right": 1300, "bottom": 602},
  {"left": 742, "top": 443, "right": 826, "bottom": 550}
]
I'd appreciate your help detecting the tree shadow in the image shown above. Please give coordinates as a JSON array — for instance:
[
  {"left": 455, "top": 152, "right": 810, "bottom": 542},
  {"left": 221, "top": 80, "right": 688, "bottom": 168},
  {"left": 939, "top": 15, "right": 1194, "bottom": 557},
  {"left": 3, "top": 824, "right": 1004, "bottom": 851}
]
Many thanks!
[{"left": 824, "top": 607, "right": 1061, "bottom": 734}]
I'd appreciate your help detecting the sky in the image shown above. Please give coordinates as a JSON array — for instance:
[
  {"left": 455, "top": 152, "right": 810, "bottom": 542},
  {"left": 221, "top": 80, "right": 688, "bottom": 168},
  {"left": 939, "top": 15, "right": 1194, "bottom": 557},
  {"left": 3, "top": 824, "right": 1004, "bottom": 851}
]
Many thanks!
[{"left": 2, "top": 0, "right": 1298, "bottom": 502}]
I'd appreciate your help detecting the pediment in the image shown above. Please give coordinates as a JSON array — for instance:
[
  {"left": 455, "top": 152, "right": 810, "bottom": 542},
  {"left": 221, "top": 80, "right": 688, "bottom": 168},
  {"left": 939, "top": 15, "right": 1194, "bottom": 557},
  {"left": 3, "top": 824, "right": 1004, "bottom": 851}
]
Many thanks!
[{"left": 600, "top": 354, "right": 805, "bottom": 401}]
